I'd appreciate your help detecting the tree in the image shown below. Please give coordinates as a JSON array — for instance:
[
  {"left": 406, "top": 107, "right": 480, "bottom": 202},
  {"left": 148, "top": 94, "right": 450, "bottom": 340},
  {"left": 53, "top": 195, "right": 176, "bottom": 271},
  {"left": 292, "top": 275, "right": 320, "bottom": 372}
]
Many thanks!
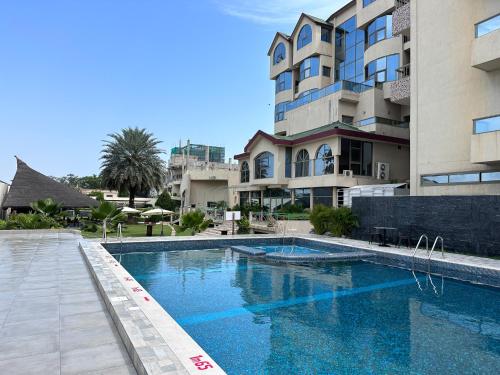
[
  {"left": 100, "top": 127, "right": 167, "bottom": 207},
  {"left": 30, "top": 198, "right": 63, "bottom": 217},
  {"left": 156, "top": 190, "right": 179, "bottom": 211}
]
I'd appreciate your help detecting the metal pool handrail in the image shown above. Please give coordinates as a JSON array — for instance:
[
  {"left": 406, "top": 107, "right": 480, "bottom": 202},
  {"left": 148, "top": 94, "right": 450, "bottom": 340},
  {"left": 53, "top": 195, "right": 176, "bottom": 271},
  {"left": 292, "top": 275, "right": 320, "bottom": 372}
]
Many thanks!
[
  {"left": 428, "top": 236, "right": 444, "bottom": 273},
  {"left": 412, "top": 234, "right": 429, "bottom": 269}
]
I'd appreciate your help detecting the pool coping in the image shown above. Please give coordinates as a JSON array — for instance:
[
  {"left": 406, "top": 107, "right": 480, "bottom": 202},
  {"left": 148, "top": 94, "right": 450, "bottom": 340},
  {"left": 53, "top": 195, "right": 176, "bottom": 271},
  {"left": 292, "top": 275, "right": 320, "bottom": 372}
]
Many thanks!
[{"left": 79, "top": 239, "right": 226, "bottom": 375}]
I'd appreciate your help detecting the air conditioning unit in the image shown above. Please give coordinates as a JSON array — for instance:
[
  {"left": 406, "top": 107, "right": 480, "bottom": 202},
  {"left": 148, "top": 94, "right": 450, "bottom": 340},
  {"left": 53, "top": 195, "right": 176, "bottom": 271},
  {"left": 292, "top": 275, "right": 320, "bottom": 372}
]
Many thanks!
[
  {"left": 343, "top": 170, "right": 353, "bottom": 177},
  {"left": 377, "top": 162, "right": 390, "bottom": 180}
]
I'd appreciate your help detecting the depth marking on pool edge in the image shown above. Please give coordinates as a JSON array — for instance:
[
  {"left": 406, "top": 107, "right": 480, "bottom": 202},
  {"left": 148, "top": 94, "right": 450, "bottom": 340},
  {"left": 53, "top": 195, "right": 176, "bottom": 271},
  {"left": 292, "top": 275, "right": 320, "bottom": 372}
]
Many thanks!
[{"left": 178, "top": 277, "right": 426, "bottom": 326}]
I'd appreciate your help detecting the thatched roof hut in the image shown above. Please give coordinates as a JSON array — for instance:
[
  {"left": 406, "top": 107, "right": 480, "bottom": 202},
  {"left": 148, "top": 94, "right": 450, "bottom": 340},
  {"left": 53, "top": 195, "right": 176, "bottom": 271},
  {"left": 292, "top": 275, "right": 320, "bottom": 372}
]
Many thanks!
[{"left": 2, "top": 158, "right": 99, "bottom": 210}]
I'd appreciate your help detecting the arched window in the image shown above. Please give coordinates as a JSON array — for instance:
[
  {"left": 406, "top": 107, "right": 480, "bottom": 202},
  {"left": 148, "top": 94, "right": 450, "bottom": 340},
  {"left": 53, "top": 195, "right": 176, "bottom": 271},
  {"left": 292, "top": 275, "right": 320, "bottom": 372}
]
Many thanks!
[
  {"left": 315, "top": 144, "right": 334, "bottom": 176},
  {"left": 254, "top": 152, "right": 274, "bottom": 179},
  {"left": 273, "top": 43, "right": 286, "bottom": 65},
  {"left": 240, "top": 161, "right": 249, "bottom": 183},
  {"left": 295, "top": 149, "right": 310, "bottom": 177},
  {"left": 297, "top": 24, "right": 312, "bottom": 49}
]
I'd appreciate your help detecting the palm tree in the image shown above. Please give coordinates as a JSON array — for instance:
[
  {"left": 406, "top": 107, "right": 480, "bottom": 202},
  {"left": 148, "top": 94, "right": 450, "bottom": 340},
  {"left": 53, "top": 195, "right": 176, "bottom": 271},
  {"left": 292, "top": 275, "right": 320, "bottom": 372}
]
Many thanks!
[
  {"left": 30, "top": 198, "right": 63, "bottom": 217},
  {"left": 100, "top": 127, "right": 167, "bottom": 207}
]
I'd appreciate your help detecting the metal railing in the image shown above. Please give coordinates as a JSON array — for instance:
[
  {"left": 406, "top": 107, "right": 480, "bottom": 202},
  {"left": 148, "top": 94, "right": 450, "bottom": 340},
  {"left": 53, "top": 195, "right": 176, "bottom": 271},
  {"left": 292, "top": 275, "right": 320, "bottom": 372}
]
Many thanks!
[
  {"left": 286, "top": 80, "right": 374, "bottom": 113},
  {"left": 396, "top": 63, "right": 411, "bottom": 79},
  {"left": 412, "top": 234, "right": 428, "bottom": 269},
  {"left": 428, "top": 236, "right": 444, "bottom": 272}
]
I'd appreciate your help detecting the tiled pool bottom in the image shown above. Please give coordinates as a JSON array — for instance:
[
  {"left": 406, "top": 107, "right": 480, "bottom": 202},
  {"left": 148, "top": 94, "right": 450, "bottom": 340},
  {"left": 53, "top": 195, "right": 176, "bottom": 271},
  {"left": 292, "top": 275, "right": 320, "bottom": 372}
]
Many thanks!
[{"left": 115, "top": 248, "right": 500, "bottom": 375}]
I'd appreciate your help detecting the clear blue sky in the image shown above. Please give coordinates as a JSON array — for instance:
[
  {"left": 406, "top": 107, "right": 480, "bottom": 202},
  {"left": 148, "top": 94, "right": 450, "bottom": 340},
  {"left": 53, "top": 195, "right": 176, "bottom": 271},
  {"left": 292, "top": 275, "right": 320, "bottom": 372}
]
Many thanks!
[{"left": 0, "top": 0, "right": 349, "bottom": 182}]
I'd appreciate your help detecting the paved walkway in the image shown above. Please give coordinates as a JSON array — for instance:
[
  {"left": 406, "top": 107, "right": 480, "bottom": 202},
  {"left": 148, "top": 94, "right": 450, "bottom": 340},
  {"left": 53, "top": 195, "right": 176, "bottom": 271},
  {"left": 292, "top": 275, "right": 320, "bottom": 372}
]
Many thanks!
[{"left": 0, "top": 231, "right": 137, "bottom": 375}]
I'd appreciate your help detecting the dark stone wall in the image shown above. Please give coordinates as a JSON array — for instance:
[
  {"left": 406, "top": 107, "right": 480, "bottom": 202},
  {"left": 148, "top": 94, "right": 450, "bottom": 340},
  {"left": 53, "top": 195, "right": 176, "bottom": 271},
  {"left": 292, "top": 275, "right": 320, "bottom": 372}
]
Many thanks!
[{"left": 351, "top": 196, "right": 500, "bottom": 256}]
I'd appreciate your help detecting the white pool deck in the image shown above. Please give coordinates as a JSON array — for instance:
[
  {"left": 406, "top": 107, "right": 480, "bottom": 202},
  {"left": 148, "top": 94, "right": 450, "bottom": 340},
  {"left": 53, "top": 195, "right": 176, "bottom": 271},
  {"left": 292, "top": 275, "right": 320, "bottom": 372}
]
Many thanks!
[{"left": 1, "top": 230, "right": 499, "bottom": 375}]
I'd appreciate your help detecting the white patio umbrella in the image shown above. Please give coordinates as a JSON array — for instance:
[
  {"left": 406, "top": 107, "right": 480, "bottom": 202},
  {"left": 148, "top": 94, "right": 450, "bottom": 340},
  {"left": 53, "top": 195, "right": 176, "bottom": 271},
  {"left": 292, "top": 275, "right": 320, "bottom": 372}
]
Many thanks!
[
  {"left": 141, "top": 208, "right": 174, "bottom": 236},
  {"left": 121, "top": 207, "right": 141, "bottom": 214}
]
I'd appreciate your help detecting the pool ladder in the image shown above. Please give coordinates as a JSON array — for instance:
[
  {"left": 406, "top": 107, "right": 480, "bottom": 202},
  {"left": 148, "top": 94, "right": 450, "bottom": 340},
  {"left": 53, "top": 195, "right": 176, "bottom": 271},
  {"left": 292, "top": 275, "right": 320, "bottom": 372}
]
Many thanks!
[{"left": 412, "top": 234, "right": 445, "bottom": 272}]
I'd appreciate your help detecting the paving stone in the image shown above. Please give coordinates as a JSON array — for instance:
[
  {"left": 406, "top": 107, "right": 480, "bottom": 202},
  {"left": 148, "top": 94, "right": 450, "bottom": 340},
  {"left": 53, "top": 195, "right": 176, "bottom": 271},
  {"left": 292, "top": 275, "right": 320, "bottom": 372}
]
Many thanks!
[
  {"left": 61, "top": 342, "right": 132, "bottom": 374},
  {"left": 0, "top": 351, "right": 60, "bottom": 375},
  {"left": 0, "top": 332, "right": 59, "bottom": 361}
]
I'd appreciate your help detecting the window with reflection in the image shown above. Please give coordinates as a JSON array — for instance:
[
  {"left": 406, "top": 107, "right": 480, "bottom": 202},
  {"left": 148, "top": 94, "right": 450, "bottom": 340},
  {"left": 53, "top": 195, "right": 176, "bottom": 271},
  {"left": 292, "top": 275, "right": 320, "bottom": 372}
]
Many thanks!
[
  {"left": 313, "top": 187, "right": 333, "bottom": 207},
  {"left": 314, "top": 144, "right": 335, "bottom": 176},
  {"left": 476, "top": 14, "right": 500, "bottom": 37},
  {"left": 299, "top": 57, "right": 319, "bottom": 81},
  {"left": 295, "top": 149, "right": 311, "bottom": 177},
  {"left": 297, "top": 24, "right": 312, "bottom": 49},
  {"left": 240, "top": 161, "right": 249, "bottom": 183},
  {"left": 366, "top": 54, "right": 400, "bottom": 83},
  {"left": 275, "top": 71, "right": 292, "bottom": 94},
  {"left": 294, "top": 188, "right": 311, "bottom": 209},
  {"left": 273, "top": 43, "right": 286, "bottom": 65},
  {"left": 421, "top": 171, "right": 500, "bottom": 185},
  {"left": 474, "top": 115, "right": 500, "bottom": 134},
  {"left": 482, "top": 172, "right": 500, "bottom": 182},
  {"left": 321, "top": 27, "right": 332, "bottom": 43},
  {"left": 339, "top": 138, "right": 373, "bottom": 176},
  {"left": 363, "top": 0, "right": 377, "bottom": 7},
  {"left": 254, "top": 152, "right": 274, "bottom": 179},
  {"left": 335, "top": 16, "right": 365, "bottom": 84},
  {"left": 275, "top": 102, "right": 288, "bottom": 122},
  {"left": 367, "top": 15, "right": 393, "bottom": 47}
]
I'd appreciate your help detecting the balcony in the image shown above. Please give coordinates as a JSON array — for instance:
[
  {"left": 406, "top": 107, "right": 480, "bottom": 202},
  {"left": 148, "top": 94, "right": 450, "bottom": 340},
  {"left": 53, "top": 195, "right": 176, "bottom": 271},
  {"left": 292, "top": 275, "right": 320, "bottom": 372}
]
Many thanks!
[
  {"left": 390, "top": 64, "right": 410, "bottom": 105},
  {"left": 471, "top": 131, "right": 500, "bottom": 164},
  {"left": 392, "top": 0, "right": 410, "bottom": 37},
  {"left": 285, "top": 80, "right": 373, "bottom": 113},
  {"left": 472, "top": 27, "right": 500, "bottom": 72}
]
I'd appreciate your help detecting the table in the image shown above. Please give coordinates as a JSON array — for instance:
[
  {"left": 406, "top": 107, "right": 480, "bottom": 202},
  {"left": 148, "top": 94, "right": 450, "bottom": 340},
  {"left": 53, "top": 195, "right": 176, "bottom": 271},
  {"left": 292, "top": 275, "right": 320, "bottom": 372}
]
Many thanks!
[{"left": 374, "top": 227, "right": 397, "bottom": 247}]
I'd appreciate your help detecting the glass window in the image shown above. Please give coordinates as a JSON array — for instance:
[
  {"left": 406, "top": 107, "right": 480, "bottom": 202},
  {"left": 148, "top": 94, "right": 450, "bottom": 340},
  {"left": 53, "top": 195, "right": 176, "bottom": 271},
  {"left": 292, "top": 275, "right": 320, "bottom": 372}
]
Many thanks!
[
  {"left": 313, "top": 187, "right": 333, "bottom": 207},
  {"left": 421, "top": 175, "right": 449, "bottom": 185},
  {"left": 250, "top": 191, "right": 261, "bottom": 207},
  {"left": 294, "top": 188, "right": 311, "bottom": 209},
  {"left": 273, "top": 43, "right": 286, "bottom": 65},
  {"left": 285, "top": 147, "right": 292, "bottom": 178},
  {"left": 299, "top": 57, "right": 319, "bottom": 81},
  {"left": 254, "top": 152, "right": 274, "bottom": 179},
  {"left": 239, "top": 191, "right": 249, "bottom": 207},
  {"left": 295, "top": 149, "right": 310, "bottom": 177},
  {"left": 297, "top": 24, "right": 312, "bottom": 49},
  {"left": 275, "top": 102, "right": 288, "bottom": 122},
  {"left": 321, "top": 27, "right": 331, "bottom": 43},
  {"left": 314, "top": 144, "right": 335, "bottom": 176},
  {"left": 263, "top": 189, "right": 291, "bottom": 212},
  {"left": 240, "top": 161, "right": 249, "bottom": 183},
  {"left": 481, "top": 172, "right": 500, "bottom": 182},
  {"left": 449, "top": 173, "right": 480, "bottom": 184},
  {"left": 366, "top": 54, "right": 400, "bottom": 83},
  {"left": 474, "top": 115, "right": 500, "bottom": 134},
  {"left": 476, "top": 14, "right": 500, "bottom": 37},
  {"left": 322, "top": 66, "right": 331, "bottom": 77},
  {"left": 367, "top": 15, "right": 393, "bottom": 47},
  {"left": 335, "top": 16, "right": 364, "bottom": 83},
  {"left": 363, "top": 0, "right": 377, "bottom": 7},
  {"left": 275, "top": 71, "right": 292, "bottom": 94},
  {"left": 339, "top": 138, "right": 373, "bottom": 176}
]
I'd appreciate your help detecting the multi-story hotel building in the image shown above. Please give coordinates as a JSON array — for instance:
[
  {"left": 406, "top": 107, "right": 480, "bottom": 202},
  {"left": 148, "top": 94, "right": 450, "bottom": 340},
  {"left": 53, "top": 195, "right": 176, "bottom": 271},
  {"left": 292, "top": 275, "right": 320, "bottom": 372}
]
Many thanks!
[{"left": 233, "top": 0, "right": 500, "bottom": 211}]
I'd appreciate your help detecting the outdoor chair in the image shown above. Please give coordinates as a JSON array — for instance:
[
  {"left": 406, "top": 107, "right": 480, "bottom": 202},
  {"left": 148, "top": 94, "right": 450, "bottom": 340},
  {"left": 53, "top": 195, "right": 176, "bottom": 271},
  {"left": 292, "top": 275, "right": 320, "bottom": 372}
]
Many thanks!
[
  {"left": 397, "top": 231, "right": 411, "bottom": 248},
  {"left": 368, "top": 229, "right": 381, "bottom": 244}
]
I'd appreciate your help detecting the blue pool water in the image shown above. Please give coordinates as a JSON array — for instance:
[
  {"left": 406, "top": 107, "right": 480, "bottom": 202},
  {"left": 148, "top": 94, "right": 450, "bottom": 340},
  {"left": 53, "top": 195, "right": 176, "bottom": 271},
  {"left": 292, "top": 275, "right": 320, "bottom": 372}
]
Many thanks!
[
  {"left": 256, "top": 245, "right": 325, "bottom": 254},
  {"left": 116, "top": 249, "right": 500, "bottom": 374}
]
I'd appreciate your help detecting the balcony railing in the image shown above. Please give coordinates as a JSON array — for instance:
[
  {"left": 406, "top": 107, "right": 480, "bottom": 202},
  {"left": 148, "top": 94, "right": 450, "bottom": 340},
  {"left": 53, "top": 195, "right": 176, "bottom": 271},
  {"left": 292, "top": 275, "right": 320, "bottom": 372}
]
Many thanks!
[
  {"left": 395, "top": 0, "right": 410, "bottom": 9},
  {"left": 396, "top": 63, "right": 411, "bottom": 79},
  {"left": 285, "top": 80, "right": 374, "bottom": 113}
]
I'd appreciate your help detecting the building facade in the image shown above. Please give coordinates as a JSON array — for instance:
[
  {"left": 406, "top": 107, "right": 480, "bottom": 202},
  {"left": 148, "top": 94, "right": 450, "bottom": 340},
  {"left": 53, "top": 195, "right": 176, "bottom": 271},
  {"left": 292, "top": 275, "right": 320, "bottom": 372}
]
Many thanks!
[
  {"left": 233, "top": 0, "right": 500, "bottom": 210},
  {"left": 166, "top": 141, "right": 239, "bottom": 212}
]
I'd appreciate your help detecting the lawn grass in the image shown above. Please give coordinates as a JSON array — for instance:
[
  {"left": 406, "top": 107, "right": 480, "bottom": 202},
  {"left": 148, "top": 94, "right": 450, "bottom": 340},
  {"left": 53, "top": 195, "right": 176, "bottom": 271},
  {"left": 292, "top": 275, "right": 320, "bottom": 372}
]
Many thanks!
[
  {"left": 82, "top": 223, "right": 172, "bottom": 239},
  {"left": 172, "top": 224, "right": 196, "bottom": 236}
]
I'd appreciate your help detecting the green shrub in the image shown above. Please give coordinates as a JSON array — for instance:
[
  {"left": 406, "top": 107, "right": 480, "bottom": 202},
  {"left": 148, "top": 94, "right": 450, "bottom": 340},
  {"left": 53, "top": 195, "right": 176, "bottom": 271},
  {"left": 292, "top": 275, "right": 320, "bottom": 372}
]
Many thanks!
[
  {"left": 82, "top": 222, "right": 98, "bottom": 232},
  {"left": 88, "top": 191, "right": 105, "bottom": 201},
  {"left": 180, "top": 210, "right": 205, "bottom": 231},
  {"left": 7, "top": 213, "right": 61, "bottom": 229},
  {"left": 199, "top": 219, "right": 213, "bottom": 232},
  {"left": 0, "top": 220, "right": 6, "bottom": 230},
  {"left": 278, "top": 204, "right": 305, "bottom": 214},
  {"left": 309, "top": 205, "right": 358, "bottom": 237},
  {"left": 156, "top": 190, "right": 180, "bottom": 212},
  {"left": 330, "top": 206, "right": 359, "bottom": 237},
  {"left": 237, "top": 216, "right": 250, "bottom": 234},
  {"left": 309, "top": 205, "right": 334, "bottom": 235}
]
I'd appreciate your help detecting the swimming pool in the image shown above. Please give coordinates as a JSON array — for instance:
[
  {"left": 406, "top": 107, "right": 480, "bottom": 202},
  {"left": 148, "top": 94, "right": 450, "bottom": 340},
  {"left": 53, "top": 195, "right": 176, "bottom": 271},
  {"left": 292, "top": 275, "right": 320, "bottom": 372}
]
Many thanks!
[{"left": 116, "top": 248, "right": 500, "bottom": 374}]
